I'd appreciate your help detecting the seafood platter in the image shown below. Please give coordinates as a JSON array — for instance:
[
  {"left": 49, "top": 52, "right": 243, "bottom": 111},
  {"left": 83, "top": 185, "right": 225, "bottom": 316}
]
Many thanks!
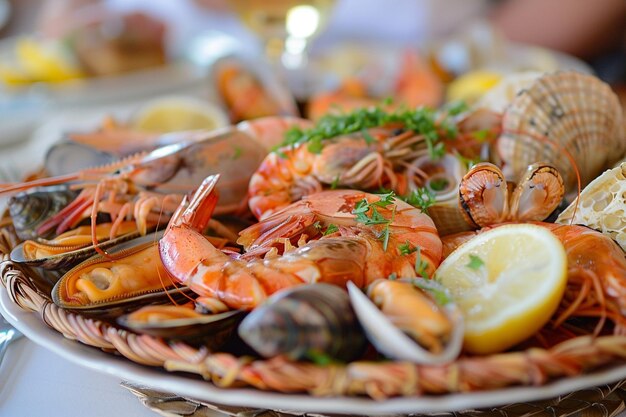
[{"left": 1, "top": 48, "right": 626, "bottom": 414}]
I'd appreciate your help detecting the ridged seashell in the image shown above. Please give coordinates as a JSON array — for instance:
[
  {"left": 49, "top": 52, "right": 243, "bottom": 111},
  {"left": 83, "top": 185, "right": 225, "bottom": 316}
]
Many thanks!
[
  {"left": 238, "top": 284, "right": 366, "bottom": 362},
  {"left": 496, "top": 71, "right": 625, "bottom": 193},
  {"left": 557, "top": 162, "right": 626, "bottom": 250},
  {"left": 406, "top": 154, "right": 470, "bottom": 236},
  {"left": 51, "top": 232, "right": 191, "bottom": 316},
  {"left": 8, "top": 186, "right": 78, "bottom": 240},
  {"left": 459, "top": 162, "right": 509, "bottom": 227},
  {"left": 459, "top": 162, "right": 564, "bottom": 228},
  {"left": 348, "top": 279, "right": 463, "bottom": 364},
  {"left": 119, "top": 305, "right": 244, "bottom": 346}
]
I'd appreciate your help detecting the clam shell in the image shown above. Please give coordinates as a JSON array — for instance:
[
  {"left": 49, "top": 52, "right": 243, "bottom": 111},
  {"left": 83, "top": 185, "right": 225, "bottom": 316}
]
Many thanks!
[
  {"left": 8, "top": 186, "right": 78, "bottom": 240},
  {"left": 238, "top": 284, "right": 366, "bottom": 361},
  {"left": 51, "top": 232, "right": 192, "bottom": 317},
  {"left": 347, "top": 280, "right": 463, "bottom": 364},
  {"left": 509, "top": 163, "right": 564, "bottom": 222},
  {"left": 557, "top": 162, "right": 626, "bottom": 251},
  {"left": 496, "top": 71, "right": 625, "bottom": 193},
  {"left": 459, "top": 162, "right": 508, "bottom": 228},
  {"left": 118, "top": 305, "right": 244, "bottom": 346}
]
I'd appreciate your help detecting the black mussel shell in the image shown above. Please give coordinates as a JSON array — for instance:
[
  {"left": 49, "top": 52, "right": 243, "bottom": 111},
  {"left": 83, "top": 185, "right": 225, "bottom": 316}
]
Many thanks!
[{"left": 238, "top": 283, "right": 367, "bottom": 362}]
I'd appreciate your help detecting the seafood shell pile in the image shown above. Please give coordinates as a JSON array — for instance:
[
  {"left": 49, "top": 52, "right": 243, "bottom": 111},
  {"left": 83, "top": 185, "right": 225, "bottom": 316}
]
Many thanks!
[{"left": 2, "top": 67, "right": 626, "bottom": 402}]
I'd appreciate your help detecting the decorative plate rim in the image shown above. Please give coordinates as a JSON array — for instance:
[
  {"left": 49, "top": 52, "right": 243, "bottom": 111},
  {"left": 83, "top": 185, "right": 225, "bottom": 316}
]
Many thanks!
[{"left": 2, "top": 287, "right": 626, "bottom": 415}]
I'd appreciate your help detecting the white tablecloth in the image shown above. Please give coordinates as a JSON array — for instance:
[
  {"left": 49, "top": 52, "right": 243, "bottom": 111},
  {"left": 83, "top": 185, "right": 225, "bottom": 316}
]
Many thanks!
[{"left": 0, "top": 337, "right": 156, "bottom": 417}]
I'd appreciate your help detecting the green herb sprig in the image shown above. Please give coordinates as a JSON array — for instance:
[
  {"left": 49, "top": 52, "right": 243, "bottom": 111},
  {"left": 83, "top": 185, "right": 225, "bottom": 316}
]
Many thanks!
[
  {"left": 402, "top": 187, "right": 436, "bottom": 213},
  {"left": 276, "top": 106, "right": 457, "bottom": 160},
  {"left": 323, "top": 224, "right": 339, "bottom": 236},
  {"left": 466, "top": 254, "right": 485, "bottom": 270},
  {"left": 414, "top": 246, "right": 430, "bottom": 279},
  {"left": 412, "top": 278, "right": 452, "bottom": 306},
  {"left": 398, "top": 240, "right": 418, "bottom": 256},
  {"left": 351, "top": 191, "right": 397, "bottom": 251}
]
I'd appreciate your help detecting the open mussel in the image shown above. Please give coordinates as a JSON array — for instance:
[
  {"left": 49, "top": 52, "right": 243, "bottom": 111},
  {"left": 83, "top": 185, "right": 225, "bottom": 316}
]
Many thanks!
[
  {"left": 8, "top": 185, "right": 78, "bottom": 240},
  {"left": 238, "top": 284, "right": 367, "bottom": 362},
  {"left": 10, "top": 221, "right": 148, "bottom": 270},
  {"left": 348, "top": 279, "right": 463, "bottom": 364},
  {"left": 51, "top": 232, "right": 192, "bottom": 317},
  {"left": 118, "top": 305, "right": 244, "bottom": 348}
]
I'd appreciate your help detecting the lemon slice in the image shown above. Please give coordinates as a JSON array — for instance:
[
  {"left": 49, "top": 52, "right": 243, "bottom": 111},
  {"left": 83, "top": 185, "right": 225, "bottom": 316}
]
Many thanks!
[
  {"left": 16, "top": 38, "right": 82, "bottom": 83},
  {"left": 447, "top": 70, "right": 502, "bottom": 104},
  {"left": 132, "top": 96, "right": 229, "bottom": 133},
  {"left": 436, "top": 224, "right": 567, "bottom": 354}
]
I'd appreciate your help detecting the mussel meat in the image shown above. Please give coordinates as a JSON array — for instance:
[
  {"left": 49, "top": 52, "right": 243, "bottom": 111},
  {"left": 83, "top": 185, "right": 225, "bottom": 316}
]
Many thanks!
[
  {"left": 348, "top": 279, "right": 463, "bottom": 364},
  {"left": 10, "top": 221, "right": 149, "bottom": 270},
  {"left": 52, "top": 232, "right": 191, "bottom": 316}
]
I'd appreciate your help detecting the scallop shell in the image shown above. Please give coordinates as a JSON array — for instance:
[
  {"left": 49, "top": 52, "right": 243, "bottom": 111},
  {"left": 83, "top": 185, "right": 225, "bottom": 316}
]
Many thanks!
[
  {"left": 238, "top": 284, "right": 366, "bottom": 362},
  {"left": 347, "top": 280, "right": 463, "bottom": 364},
  {"left": 496, "top": 71, "right": 625, "bottom": 193},
  {"left": 8, "top": 186, "right": 78, "bottom": 240},
  {"left": 406, "top": 154, "right": 470, "bottom": 236},
  {"left": 557, "top": 162, "right": 626, "bottom": 251}
]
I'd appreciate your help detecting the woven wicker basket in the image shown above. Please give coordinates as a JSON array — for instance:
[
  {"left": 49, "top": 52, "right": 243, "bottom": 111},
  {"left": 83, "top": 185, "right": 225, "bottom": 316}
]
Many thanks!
[{"left": 2, "top": 223, "right": 626, "bottom": 406}]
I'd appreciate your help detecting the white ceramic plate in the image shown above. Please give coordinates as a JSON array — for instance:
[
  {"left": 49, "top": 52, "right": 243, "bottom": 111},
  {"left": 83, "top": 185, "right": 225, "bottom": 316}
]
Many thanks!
[{"left": 1, "top": 287, "right": 626, "bottom": 415}]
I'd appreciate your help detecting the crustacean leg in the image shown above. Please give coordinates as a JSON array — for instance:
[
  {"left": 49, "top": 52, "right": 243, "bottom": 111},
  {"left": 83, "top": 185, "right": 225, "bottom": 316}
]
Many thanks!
[{"left": 161, "top": 175, "right": 442, "bottom": 311}]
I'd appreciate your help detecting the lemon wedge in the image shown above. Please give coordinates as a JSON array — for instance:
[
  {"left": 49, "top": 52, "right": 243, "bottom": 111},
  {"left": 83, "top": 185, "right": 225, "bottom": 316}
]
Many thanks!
[
  {"left": 132, "top": 96, "right": 229, "bottom": 133},
  {"left": 447, "top": 70, "right": 502, "bottom": 104},
  {"left": 436, "top": 224, "right": 567, "bottom": 354},
  {"left": 15, "top": 38, "right": 82, "bottom": 83}
]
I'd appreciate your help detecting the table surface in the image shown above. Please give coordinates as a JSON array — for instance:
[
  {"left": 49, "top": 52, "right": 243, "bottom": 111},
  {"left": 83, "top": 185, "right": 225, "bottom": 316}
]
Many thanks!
[{"left": 0, "top": 335, "right": 156, "bottom": 417}]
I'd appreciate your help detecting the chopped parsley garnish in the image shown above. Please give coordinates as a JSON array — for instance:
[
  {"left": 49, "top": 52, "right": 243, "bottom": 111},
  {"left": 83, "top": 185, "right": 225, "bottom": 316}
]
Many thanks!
[
  {"left": 231, "top": 146, "right": 242, "bottom": 160},
  {"left": 471, "top": 129, "right": 491, "bottom": 142},
  {"left": 352, "top": 191, "right": 397, "bottom": 251},
  {"left": 323, "top": 224, "right": 339, "bottom": 235},
  {"left": 305, "top": 350, "right": 336, "bottom": 366},
  {"left": 387, "top": 272, "right": 398, "bottom": 280},
  {"left": 429, "top": 178, "right": 449, "bottom": 192},
  {"left": 313, "top": 221, "right": 322, "bottom": 231},
  {"left": 402, "top": 187, "right": 436, "bottom": 213},
  {"left": 398, "top": 240, "right": 418, "bottom": 256},
  {"left": 414, "top": 246, "right": 430, "bottom": 279},
  {"left": 445, "top": 100, "right": 469, "bottom": 116},
  {"left": 412, "top": 278, "right": 452, "bottom": 306},
  {"left": 466, "top": 254, "right": 485, "bottom": 270},
  {"left": 276, "top": 107, "right": 456, "bottom": 160},
  {"left": 330, "top": 175, "right": 341, "bottom": 190}
]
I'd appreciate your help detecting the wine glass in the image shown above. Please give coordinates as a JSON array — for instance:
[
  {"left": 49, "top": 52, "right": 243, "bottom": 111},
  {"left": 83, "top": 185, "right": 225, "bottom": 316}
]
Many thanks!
[{"left": 228, "top": 0, "right": 336, "bottom": 98}]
